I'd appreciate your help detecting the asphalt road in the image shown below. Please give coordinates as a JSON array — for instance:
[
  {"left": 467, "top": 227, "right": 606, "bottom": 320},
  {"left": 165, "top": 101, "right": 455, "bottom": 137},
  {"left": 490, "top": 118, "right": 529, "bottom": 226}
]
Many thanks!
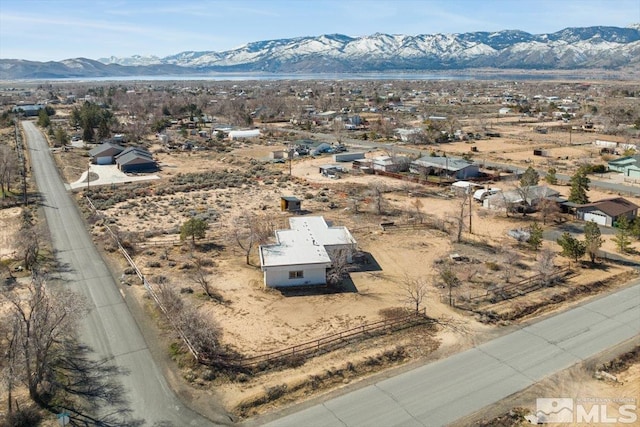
[
  {"left": 22, "top": 121, "right": 216, "bottom": 426},
  {"left": 263, "top": 282, "right": 640, "bottom": 427}
]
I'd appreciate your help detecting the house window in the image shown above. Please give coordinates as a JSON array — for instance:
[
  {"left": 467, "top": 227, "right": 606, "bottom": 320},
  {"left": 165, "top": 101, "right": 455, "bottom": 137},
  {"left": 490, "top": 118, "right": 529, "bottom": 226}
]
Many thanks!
[{"left": 289, "top": 271, "right": 304, "bottom": 279}]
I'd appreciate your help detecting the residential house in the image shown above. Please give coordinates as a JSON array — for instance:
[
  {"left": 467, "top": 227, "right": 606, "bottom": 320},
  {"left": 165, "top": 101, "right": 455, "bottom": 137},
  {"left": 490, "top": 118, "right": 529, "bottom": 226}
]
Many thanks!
[
  {"left": 575, "top": 197, "right": 638, "bottom": 227},
  {"left": 483, "top": 185, "right": 560, "bottom": 211},
  {"left": 410, "top": 156, "right": 480, "bottom": 180},
  {"left": 88, "top": 142, "right": 125, "bottom": 165},
  {"left": 259, "top": 216, "right": 357, "bottom": 288},
  {"left": 115, "top": 146, "right": 157, "bottom": 173},
  {"left": 608, "top": 155, "right": 640, "bottom": 178},
  {"left": 228, "top": 129, "right": 260, "bottom": 140},
  {"left": 372, "top": 156, "right": 410, "bottom": 173},
  {"left": 12, "top": 104, "right": 44, "bottom": 117},
  {"left": 394, "top": 128, "right": 422, "bottom": 143}
]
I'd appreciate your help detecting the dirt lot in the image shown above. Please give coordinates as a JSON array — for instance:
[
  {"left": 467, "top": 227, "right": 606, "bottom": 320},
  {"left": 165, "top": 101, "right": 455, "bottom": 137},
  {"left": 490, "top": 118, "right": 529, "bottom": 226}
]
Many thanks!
[{"left": 61, "top": 132, "right": 639, "bottom": 416}]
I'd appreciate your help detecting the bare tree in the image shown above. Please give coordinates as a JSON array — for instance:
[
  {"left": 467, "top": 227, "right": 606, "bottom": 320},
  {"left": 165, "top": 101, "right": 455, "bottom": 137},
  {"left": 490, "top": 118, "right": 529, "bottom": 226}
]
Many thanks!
[
  {"left": 411, "top": 197, "right": 424, "bottom": 223},
  {"left": 151, "top": 281, "right": 221, "bottom": 360},
  {"left": 327, "top": 248, "right": 352, "bottom": 287},
  {"left": 2, "top": 271, "right": 86, "bottom": 407},
  {"left": 190, "top": 257, "right": 223, "bottom": 303},
  {"left": 535, "top": 248, "right": 556, "bottom": 287},
  {"left": 501, "top": 248, "right": 521, "bottom": 284},
  {"left": 15, "top": 210, "right": 44, "bottom": 270},
  {"left": 368, "top": 181, "right": 388, "bottom": 215},
  {"left": 232, "top": 213, "right": 274, "bottom": 265},
  {"left": 438, "top": 262, "right": 461, "bottom": 306},
  {"left": 402, "top": 274, "right": 429, "bottom": 312},
  {"left": 0, "top": 316, "right": 20, "bottom": 416},
  {"left": 452, "top": 194, "right": 471, "bottom": 243},
  {"left": 0, "top": 144, "right": 18, "bottom": 199},
  {"left": 538, "top": 198, "right": 561, "bottom": 225},
  {"left": 350, "top": 196, "right": 362, "bottom": 214}
]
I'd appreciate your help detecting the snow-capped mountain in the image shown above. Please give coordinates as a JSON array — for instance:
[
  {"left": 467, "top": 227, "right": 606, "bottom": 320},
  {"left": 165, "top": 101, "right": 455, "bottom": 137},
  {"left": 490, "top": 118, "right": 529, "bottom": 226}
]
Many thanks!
[{"left": 2, "top": 25, "right": 639, "bottom": 79}]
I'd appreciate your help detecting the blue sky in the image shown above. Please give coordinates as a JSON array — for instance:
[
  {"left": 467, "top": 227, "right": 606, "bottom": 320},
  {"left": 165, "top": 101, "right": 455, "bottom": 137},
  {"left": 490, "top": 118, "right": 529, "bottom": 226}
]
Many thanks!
[{"left": 1, "top": 0, "right": 639, "bottom": 61}]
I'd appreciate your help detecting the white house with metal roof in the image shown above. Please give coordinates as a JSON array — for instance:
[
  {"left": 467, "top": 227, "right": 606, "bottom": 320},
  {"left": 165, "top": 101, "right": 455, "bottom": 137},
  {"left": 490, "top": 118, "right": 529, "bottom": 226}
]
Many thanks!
[{"left": 259, "top": 216, "right": 357, "bottom": 288}]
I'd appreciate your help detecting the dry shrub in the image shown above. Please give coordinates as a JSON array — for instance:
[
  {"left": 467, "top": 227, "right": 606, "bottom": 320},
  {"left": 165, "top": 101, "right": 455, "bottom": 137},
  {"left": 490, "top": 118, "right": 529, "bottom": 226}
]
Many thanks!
[{"left": 379, "top": 307, "right": 410, "bottom": 319}]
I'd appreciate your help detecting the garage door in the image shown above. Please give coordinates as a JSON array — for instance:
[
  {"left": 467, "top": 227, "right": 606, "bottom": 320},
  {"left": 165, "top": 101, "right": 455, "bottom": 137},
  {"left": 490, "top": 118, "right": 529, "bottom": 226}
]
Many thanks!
[
  {"left": 584, "top": 212, "right": 607, "bottom": 226},
  {"left": 96, "top": 156, "right": 112, "bottom": 165}
]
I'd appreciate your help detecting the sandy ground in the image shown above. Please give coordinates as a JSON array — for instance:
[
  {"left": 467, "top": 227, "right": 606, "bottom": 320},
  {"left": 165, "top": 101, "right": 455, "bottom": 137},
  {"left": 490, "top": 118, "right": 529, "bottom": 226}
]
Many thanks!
[
  {"left": 7, "top": 118, "right": 638, "bottom": 418},
  {"left": 86, "top": 140, "right": 640, "bottom": 414},
  {"left": 0, "top": 207, "right": 20, "bottom": 259}
]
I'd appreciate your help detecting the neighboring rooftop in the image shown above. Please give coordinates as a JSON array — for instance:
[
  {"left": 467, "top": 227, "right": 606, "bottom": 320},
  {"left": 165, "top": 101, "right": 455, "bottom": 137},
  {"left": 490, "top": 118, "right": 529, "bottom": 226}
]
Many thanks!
[{"left": 579, "top": 197, "right": 639, "bottom": 217}]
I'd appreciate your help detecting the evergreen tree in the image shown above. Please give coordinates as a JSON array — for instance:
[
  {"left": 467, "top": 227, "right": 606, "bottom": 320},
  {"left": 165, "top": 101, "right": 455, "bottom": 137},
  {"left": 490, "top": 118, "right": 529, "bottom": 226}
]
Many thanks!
[
  {"left": 569, "top": 167, "right": 590, "bottom": 204},
  {"left": 527, "top": 222, "right": 544, "bottom": 251},
  {"left": 54, "top": 127, "right": 69, "bottom": 146},
  {"left": 557, "top": 232, "right": 586, "bottom": 263},
  {"left": 583, "top": 221, "right": 602, "bottom": 263},
  {"left": 180, "top": 218, "right": 208, "bottom": 244},
  {"left": 36, "top": 109, "right": 50, "bottom": 128},
  {"left": 520, "top": 166, "right": 539, "bottom": 187},
  {"left": 630, "top": 217, "right": 640, "bottom": 240},
  {"left": 613, "top": 215, "right": 633, "bottom": 253},
  {"left": 545, "top": 167, "right": 558, "bottom": 185}
]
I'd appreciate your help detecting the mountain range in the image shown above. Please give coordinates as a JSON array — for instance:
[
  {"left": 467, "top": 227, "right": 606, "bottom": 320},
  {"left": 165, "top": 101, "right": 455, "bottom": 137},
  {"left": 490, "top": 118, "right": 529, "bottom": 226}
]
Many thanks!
[{"left": 2, "top": 25, "right": 639, "bottom": 79}]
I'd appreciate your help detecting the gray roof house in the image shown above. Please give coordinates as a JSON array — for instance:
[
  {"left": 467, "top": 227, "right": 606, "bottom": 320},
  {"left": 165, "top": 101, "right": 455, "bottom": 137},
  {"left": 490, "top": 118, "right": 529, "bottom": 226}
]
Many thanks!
[
  {"left": 115, "top": 147, "right": 157, "bottom": 173},
  {"left": 483, "top": 185, "right": 560, "bottom": 210},
  {"left": 88, "top": 142, "right": 125, "bottom": 165},
  {"left": 410, "top": 156, "right": 480, "bottom": 180},
  {"left": 259, "top": 216, "right": 357, "bottom": 288}
]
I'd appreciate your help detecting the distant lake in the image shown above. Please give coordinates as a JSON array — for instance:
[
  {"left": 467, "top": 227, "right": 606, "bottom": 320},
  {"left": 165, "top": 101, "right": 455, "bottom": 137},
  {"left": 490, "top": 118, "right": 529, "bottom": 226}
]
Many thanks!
[{"left": 21, "top": 71, "right": 600, "bottom": 83}]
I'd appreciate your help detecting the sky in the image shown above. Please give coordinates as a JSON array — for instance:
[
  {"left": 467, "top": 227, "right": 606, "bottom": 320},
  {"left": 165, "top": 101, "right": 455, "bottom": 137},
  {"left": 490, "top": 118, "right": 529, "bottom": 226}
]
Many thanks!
[{"left": 1, "top": 0, "right": 639, "bottom": 61}]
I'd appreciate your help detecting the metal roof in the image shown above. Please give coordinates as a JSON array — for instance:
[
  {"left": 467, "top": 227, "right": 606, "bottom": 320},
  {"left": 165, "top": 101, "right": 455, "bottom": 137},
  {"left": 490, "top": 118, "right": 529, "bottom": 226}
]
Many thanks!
[{"left": 260, "top": 216, "right": 356, "bottom": 268}]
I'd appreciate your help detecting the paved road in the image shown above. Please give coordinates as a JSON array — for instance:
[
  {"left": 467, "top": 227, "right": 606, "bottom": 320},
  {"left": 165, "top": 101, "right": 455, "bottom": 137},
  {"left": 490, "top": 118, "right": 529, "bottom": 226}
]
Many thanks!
[
  {"left": 22, "top": 121, "right": 216, "bottom": 426},
  {"left": 263, "top": 282, "right": 640, "bottom": 427}
]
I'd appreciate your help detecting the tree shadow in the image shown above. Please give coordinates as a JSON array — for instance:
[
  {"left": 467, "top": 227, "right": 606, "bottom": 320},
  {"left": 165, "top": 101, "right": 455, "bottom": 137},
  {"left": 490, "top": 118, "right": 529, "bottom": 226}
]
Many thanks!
[
  {"left": 351, "top": 251, "right": 382, "bottom": 272},
  {"left": 582, "top": 261, "right": 610, "bottom": 271},
  {"left": 192, "top": 241, "right": 225, "bottom": 252},
  {"left": 49, "top": 340, "right": 145, "bottom": 427}
]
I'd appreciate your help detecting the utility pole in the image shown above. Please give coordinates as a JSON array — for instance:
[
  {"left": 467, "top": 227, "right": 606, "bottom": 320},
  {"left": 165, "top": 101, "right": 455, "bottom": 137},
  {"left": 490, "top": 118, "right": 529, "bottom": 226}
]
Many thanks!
[
  {"left": 468, "top": 187, "right": 473, "bottom": 234},
  {"left": 288, "top": 144, "right": 294, "bottom": 176}
]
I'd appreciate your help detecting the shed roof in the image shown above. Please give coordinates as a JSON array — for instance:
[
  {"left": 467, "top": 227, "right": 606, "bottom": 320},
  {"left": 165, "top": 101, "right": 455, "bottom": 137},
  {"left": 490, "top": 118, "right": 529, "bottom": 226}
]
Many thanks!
[{"left": 412, "top": 156, "right": 474, "bottom": 172}]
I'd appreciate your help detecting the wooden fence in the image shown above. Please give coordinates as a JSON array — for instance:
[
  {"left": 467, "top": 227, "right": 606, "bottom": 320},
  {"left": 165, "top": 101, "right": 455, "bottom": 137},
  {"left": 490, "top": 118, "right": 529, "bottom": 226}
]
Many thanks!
[
  {"left": 379, "top": 221, "right": 434, "bottom": 232},
  {"left": 87, "top": 196, "right": 203, "bottom": 360},
  {"left": 465, "top": 266, "right": 573, "bottom": 303},
  {"left": 86, "top": 196, "right": 432, "bottom": 370},
  {"left": 202, "top": 308, "right": 431, "bottom": 368}
]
